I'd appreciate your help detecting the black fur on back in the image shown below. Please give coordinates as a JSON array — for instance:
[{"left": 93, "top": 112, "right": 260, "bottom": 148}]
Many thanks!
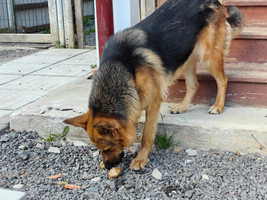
[{"left": 90, "top": 0, "right": 222, "bottom": 120}]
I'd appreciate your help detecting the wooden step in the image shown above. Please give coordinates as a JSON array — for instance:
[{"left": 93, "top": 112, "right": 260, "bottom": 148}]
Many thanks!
[
  {"left": 239, "top": 26, "right": 267, "bottom": 40},
  {"left": 223, "top": 0, "right": 267, "bottom": 27},
  {"left": 226, "top": 27, "right": 267, "bottom": 63},
  {"left": 166, "top": 63, "right": 267, "bottom": 106},
  {"left": 227, "top": 37, "right": 267, "bottom": 63}
]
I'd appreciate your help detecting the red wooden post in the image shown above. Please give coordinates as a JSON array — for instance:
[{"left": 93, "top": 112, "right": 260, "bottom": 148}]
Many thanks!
[{"left": 95, "top": 0, "right": 114, "bottom": 60}]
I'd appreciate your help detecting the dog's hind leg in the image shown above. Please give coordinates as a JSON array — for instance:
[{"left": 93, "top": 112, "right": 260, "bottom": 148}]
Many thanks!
[
  {"left": 206, "top": 53, "right": 228, "bottom": 114},
  {"left": 130, "top": 99, "right": 161, "bottom": 170},
  {"left": 170, "top": 53, "right": 199, "bottom": 114}
]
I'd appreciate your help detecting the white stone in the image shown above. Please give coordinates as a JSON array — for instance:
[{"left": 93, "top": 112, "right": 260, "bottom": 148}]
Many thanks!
[
  {"left": 13, "top": 184, "right": 24, "bottom": 189},
  {"left": 48, "top": 147, "right": 60, "bottom": 154},
  {"left": 152, "top": 168, "right": 162, "bottom": 180},
  {"left": 93, "top": 151, "right": 99, "bottom": 157},
  {"left": 18, "top": 145, "right": 26, "bottom": 150},
  {"left": 186, "top": 149, "right": 197, "bottom": 157},
  {"left": 73, "top": 140, "right": 88, "bottom": 147},
  {"left": 202, "top": 174, "right": 209, "bottom": 180},
  {"left": 91, "top": 177, "right": 101, "bottom": 182}
]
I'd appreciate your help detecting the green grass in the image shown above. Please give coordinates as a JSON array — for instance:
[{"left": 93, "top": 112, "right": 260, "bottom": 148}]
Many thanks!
[
  {"left": 90, "top": 64, "right": 97, "bottom": 69},
  {"left": 154, "top": 114, "right": 179, "bottom": 149},
  {"left": 40, "top": 126, "right": 69, "bottom": 142},
  {"left": 155, "top": 132, "right": 176, "bottom": 149}
]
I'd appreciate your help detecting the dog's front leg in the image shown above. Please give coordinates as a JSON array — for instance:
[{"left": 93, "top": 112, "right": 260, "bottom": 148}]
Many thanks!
[{"left": 130, "top": 100, "right": 161, "bottom": 170}]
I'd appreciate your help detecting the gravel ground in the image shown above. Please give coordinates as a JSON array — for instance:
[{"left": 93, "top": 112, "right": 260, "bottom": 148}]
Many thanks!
[
  {"left": 0, "top": 43, "right": 50, "bottom": 65},
  {"left": 0, "top": 130, "right": 267, "bottom": 200}
]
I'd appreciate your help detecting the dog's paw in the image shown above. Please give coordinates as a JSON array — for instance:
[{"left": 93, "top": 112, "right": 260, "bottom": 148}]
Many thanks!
[
  {"left": 209, "top": 104, "right": 224, "bottom": 114},
  {"left": 170, "top": 104, "right": 187, "bottom": 114},
  {"left": 130, "top": 157, "right": 148, "bottom": 170}
]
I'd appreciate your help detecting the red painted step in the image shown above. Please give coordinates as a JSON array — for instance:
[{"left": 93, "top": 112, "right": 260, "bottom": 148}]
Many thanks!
[
  {"left": 166, "top": 63, "right": 267, "bottom": 106},
  {"left": 226, "top": 27, "right": 267, "bottom": 63}
]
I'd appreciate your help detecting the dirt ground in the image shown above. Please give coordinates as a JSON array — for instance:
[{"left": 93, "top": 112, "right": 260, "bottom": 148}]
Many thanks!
[{"left": 0, "top": 43, "right": 52, "bottom": 65}]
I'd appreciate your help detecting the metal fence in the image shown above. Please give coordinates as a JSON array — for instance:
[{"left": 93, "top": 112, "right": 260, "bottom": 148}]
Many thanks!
[{"left": 0, "top": 0, "right": 50, "bottom": 33}]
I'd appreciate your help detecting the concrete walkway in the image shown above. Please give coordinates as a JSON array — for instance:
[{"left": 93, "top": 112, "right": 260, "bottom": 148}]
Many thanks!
[{"left": 0, "top": 48, "right": 96, "bottom": 131}]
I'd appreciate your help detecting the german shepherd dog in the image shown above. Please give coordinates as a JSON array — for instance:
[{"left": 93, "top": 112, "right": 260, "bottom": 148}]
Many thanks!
[{"left": 64, "top": 0, "right": 243, "bottom": 170}]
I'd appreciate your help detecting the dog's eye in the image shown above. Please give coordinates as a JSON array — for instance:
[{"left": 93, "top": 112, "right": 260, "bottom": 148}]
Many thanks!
[{"left": 102, "top": 149, "right": 110, "bottom": 153}]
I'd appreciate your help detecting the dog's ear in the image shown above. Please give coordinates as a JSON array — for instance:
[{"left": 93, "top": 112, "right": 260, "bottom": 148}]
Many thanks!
[
  {"left": 93, "top": 119, "right": 121, "bottom": 136},
  {"left": 64, "top": 113, "right": 89, "bottom": 129}
]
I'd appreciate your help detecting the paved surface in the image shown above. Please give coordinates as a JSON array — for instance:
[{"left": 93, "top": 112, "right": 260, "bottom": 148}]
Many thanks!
[{"left": 0, "top": 48, "right": 96, "bottom": 132}]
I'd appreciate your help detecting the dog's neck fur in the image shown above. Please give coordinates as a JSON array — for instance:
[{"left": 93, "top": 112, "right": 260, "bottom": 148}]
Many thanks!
[{"left": 89, "top": 61, "right": 142, "bottom": 126}]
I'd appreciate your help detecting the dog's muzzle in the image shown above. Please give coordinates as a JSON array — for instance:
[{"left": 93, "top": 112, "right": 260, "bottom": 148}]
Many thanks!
[{"left": 104, "top": 152, "right": 124, "bottom": 170}]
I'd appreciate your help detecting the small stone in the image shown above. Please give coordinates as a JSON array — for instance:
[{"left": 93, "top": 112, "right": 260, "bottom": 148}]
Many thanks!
[
  {"left": 18, "top": 152, "right": 29, "bottom": 160},
  {"left": 40, "top": 109, "right": 46, "bottom": 114},
  {"left": 184, "top": 190, "right": 193, "bottom": 198},
  {"left": 127, "top": 143, "right": 139, "bottom": 154},
  {"left": 25, "top": 142, "right": 34, "bottom": 149},
  {"left": 91, "top": 177, "right": 101, "bottom": 182},
  {"left": 0, "top": 136, "right": 8, "bottom": 142},
  {"left": 202, "top": 174, "right": 209, "bottom": 180},
  {"left": 13, "top": 184, "right": 24, "bottom": 189},
  {"left": 60, "top": 108, "right": 73, "bottom": 111},
  {"left": 173, "top": 147, "right": 181, "bottom": 153},
  {"left": 82, "top": 172, "right": 94, "bottom": 180},
  {"left": 186, "top": 149, "right": 197, "bottom": 157},
  {"left": 118, "top": 185, "right": 125, "bottom": 192},
  {"left": 36, "top": 143, "right": 45, "bottom": 150},
  {"left": 93, "top": 151, "right": 99, "bottom": 157},
  {"left": 152, "top": 168, "right": 162, "bottom": 180},
  {"left": 108, "top": 167, "right": 123, "bottom": 179},
  {"left": 73, "top": 140, "right": 88, "bottom": 147},
  {"left": 185, "top": 159, "right": 192, "bottom": 164},
  {"left": 18, "top": 145, "right": 27, "bottom": 150},
  {"left": 48, "top": 147, "right": 60, "bottom": 154}
]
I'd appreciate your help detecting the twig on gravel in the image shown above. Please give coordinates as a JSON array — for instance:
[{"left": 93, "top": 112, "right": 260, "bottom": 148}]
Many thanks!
[{"left": 251, "top": 134, "right": 265, "bottom": 150}]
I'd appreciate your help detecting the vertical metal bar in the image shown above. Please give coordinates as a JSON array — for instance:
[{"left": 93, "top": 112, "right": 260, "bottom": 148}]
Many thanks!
[
  {"left": 12, "top": 0, "right": 17, "bottom": 33},
  {"left": 56, "top": 0, "right": 65, "bottom": 45}
]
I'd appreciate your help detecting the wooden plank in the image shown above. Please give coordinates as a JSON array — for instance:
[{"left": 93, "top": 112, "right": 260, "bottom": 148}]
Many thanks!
[
  {"left": 140, "top": 0, "right": 156, "bottom": 20},
  {"left": 223, "top": 0, "right": 267, "bottom": 6},
  {"left": 14, "top": 2, "right": 48, "bottom": 11},
  {"left": 157, "top": 0, "right": 166, "bottom": 7},
  {"left": 0, "top": 34, "right": 51, "bottom": 43},
  {"left": 48, "top": 0, "right": 59, "bottom": 45},
  {"left": 74, "top": 0, "right": 85, "bottom": 49},
  {"left": 62, "top": 0, "right": 75, "bottom": 48}
]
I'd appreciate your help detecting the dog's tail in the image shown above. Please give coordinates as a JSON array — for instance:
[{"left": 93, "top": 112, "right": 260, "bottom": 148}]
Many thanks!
[{"left": 226, "top": 6, "right": 244, "bottom": 38}]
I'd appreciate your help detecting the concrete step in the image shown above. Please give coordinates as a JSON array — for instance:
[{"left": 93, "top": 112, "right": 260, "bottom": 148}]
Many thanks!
[
  {"left": 9, "top": 76, "right": 267, "bottom": 155},
  {"left": 167, "top": 62, "right": 267, "bottom": 106}
]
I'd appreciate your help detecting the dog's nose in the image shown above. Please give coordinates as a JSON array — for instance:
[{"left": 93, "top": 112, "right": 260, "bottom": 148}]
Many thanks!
[{"left": 104, "top": 162, "right": 115, "bottom": 170}]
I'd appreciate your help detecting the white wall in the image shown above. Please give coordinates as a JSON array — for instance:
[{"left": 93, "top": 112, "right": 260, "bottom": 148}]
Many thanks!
[{"left": 112, "top": 0, "right": 140, "bottom": 33}]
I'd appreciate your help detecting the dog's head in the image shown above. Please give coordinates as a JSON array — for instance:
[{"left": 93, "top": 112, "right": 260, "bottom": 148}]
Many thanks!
[{"left": 64, "top": 109, "right": 136, "bottom": 169}]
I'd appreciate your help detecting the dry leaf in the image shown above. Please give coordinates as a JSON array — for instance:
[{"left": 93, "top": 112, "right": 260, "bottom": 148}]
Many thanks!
[
  {"left": 55, "top": 182, "right": 68, "bottom": 186},
  {"left": 64, "top": 184, "right": 81, "bottom": 190},
  {"left": 230, "top": 155, "right": 235, "bottom": 161},
  {"left": 9, "top": 128, "right": 13, "bottom": 132},
  {"left": 99, "top": 161, "right": 105, "bottom": 169},
  {"left": 47, "top": 173, "right": 62, "bottom": 179}
]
